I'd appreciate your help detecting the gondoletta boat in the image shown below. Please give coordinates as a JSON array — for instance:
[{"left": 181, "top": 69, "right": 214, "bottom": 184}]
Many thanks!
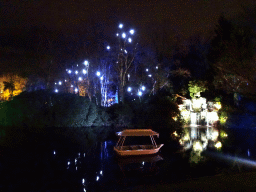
[{"left": 114, "top": 129, "right": 164, "bottom": 156}]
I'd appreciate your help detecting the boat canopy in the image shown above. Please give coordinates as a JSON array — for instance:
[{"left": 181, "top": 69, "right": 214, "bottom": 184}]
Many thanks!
[{"left": 116, "top": 129, "right": 159, "bottom": 137}]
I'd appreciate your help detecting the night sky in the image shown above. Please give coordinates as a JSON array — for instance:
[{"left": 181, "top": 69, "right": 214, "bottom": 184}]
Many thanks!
[{"left": 1, "top": 0, "right": 256, "bottom": 73}]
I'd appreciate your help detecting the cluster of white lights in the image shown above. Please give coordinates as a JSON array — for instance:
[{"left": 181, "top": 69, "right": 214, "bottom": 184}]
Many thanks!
[
  {"left": 55, "top": 60, "right": 90, "bottom": 93},
  {"left": 127, "top": 85, "right": 146, "bottom": 96},
  {"left": 118, "top": 23, "right": 134, "bottom": 42}
]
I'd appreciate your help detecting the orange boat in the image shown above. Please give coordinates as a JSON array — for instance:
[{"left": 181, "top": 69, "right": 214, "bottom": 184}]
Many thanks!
[{"left": 114, "top": 129, "right": 164, "bottom": 156}]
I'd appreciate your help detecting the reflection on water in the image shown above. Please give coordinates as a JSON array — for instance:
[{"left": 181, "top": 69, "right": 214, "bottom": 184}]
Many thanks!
[
  {"left": 178, "top": 126, "right": 225, "bottom": 152},
  {"left": 117, "top": 155, "right": 163, "bottom": 177},
  {"left": 174, "top": 126, "right": 228, "bottom": 164},
  {"left": 3, "top": 126, "right": 256, "bottom": 191}
]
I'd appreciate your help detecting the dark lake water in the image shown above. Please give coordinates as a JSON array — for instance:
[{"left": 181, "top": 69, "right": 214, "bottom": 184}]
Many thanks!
[{"left": 1, "top": 126, "right": 256, "bottom": 191}]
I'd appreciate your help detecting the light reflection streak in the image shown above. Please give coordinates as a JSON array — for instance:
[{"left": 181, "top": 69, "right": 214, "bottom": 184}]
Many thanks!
[{"left": 207, "top": 151, "right": 256, "bottom": 167}]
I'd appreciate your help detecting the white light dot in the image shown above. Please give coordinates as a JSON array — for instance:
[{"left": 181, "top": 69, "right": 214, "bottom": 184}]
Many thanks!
[
  {"left": 96, "top": 176, "right": 100, "bottom": 181},
  {"left": 130, "top": 29, "right": 135, "bottom": 35},
  {"left": 122, "top": 33, "right": 126, "bottom": 38},
  {"left": 55, "top": 89, "right": 58, "bottom": 93},
  {"left": 71, "top": 85, "right": 73, "bottom": 88},
  {"left": 100, "top": 76, "right": 103, "bottom": 80},
  {"left": 119, "top": 24, "right": 123, "bottom": 29},
  {"left": 138, "top": 91, "right": 142, "bottom": 96},
  {"left": 100, "top": 170, "right": 103, "bottom": 175},
  {"left": 128, "top": 38, "right": 132, "bottom": 43},
  {"left": 59, "top": 81, "right": 62, "bottom": 85},
  {"left": 78, "top": 77, "right": 82, "bottom": 81},
  {"left": 148, "top": 74, "right": 152, "bottom": 77},
  {"left": 83, "top": 69, "right": 87, "bottom": 74},
  {"left": 142, "top": 86, "right": 146, "bottom": 91},
  {"left": 146, "top": 68, "right": 148, "bottom": 72},
  {"left": 127, "top": 87, "right": 132, "bottom": 92},
  {"left": 116, "top": 33, "right": 119, "bottom": 37},
  {"left": 107, "top": 46, "right": 110, "bottom": 50},
  {"left": 75, "top": 71, "right": 78, "bottom": 74},
  {"left": 84, "top": 60, "right": 89, "bottom": 66},
  {"left": 75, "top": 88, "right": 78, "bottom": 92},
  {"left": 68, "top": 70, "right": 72, "bottom": 74},
  {"left": 96, "top": 71, "right": 101, "bottom": 76}
]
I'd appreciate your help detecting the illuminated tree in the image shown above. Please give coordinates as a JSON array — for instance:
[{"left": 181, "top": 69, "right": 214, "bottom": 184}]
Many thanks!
[
  {"left": 0, "top": 74, "right": 27, "bottom": 100},
  {"left": 112, "top": 23, "right": 138, "bottom": 103},
  {"left": 188, "top": 80, "right": 207, "bottom": 98},
  {"left": 3, "top": 81, "right": 15, "bottom": 100}
]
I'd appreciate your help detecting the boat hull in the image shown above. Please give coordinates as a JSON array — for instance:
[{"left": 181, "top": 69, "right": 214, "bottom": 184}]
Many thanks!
[{"left": 114, "top": 144, "right": 164, "bottom": 156}]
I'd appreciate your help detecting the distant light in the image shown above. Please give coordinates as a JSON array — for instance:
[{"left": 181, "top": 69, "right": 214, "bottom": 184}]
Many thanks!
[
  {"left": 59, "top": 81, "right": 62, "bottom": 85},
  {"left": 84, "top": 60, "right": 89, "bottom": 66},
  {"left": 100, "top": 170, "right": 103, "bottom": 175},
  {"left": 82, "top": 178, "right": 85, "bottom": 184},
  {"left": 148, "top": 74, "right": 152, "bottom": 77},
  {"left": 122, "top": 32, "right": 126, "bottom": 38},
  {"left": 119, "top": 24, "right": 123, "bottom": 29},
  {"left": 77, "top": 64, "right": 78, "bottom": 66},
  {"left": 142, "top": 161, "right": 145, "bottom": 165},
  {"left": 68, "top": 70, "right": 72, "bottom": 74},
  {"left": 55, "top": 82, "right": 57, "bottom": 85},
  {"left": 116, "top": 33, "right": 119, "bottom": 37},
  {"left": 96, "top": 71, "right": 101, "bottom": 76},
  {"left": 215, "top": 141, "right": 222, "bottom": 149},
  {"left": 124, "top": 50, "right": 127, "bottom": 54},
  {"left": 156, "top": 66, "right": 158, "bottom": 69},
  {"left": 53, "top": 151, "right": 56, "bottom": 155},
  {"left": 100, "top": 76, "right": 103, "bottom": 80},
  {"left": 82, "top": 69, "right": 87, "bottom": 74},
  {"left": 75, "top": 88, "right": 78, "bottom": 92},
  {"left": 78, "top": 77, "right": 82, "bottom": 81},
  {"left": 127, "top": 87, "right": 132, "bottom": 92},
  {"left": 128, "top": 38, "right": 132, "bottom": 43},
  {"left": 146, "top": 68, "right": 148, "bottom": 72},
  {"left": 138, "top": 91, "right": 142, "bottom": 96},
  {"left": 141, "top": 86, "right": 146, "bottom": 91},
  {"left": 107, "top": 46, "right": 110, "bottom": 50},
  {"left": 129, "top": 29, "right": 135, "bottom": 35},
  {"left": 71, "top": 85, "right": 73, "bottom": 87},
  {"left": 96, "top": 176, "right": 100, "bottom": 181},
  {"left": 128, "top": 74, "right": 130, "bottom": 78},
  {"left": 55, "top": 89, "right": 58, "bottom": 93},
  {"left": 75, "top": 71, "right": 78, "bottom": 74},
  {"left": 65, "top": 79, "right": 67, "bottom": 82}
]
